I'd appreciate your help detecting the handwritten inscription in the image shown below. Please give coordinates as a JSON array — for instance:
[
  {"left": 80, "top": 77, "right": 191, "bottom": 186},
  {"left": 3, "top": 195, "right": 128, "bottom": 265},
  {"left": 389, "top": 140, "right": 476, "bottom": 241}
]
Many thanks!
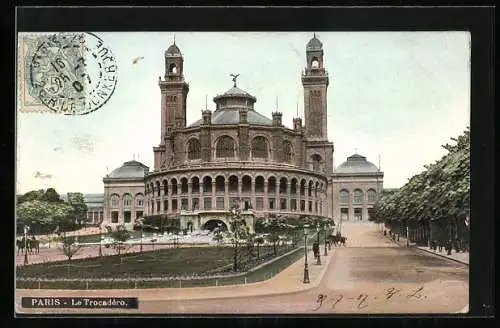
[{"left": 313, "top": 286, "right": 426, "bottom": 311}]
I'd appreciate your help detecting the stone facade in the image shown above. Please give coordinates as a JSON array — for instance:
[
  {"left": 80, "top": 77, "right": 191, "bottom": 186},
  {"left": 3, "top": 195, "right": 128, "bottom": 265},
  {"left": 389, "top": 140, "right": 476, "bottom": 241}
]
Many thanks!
[
  {"left": 100, "top": 35, "right": 384, "bottom": 232},
  {"left": 332, "top": 154, "right": 384, "bottom": 222},
  {"left": 144, "top": 35, "right": 335, "bottom": 231},
  {"left": 102, "top": 160, "right": 149, "bottom": 229}
]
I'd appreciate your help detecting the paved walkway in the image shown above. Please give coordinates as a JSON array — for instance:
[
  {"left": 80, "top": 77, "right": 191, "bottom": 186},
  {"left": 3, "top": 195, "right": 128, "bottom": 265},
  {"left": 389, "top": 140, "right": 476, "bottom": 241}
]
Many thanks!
[
  {"left": 18, "top": 226, "right": 103, "bottom": 240},
  {"left": 16, "top": 243, "right": 180, "bottom": 266},
  {"left": 383, "top": 232, "right": 469, "bottom": 265}
]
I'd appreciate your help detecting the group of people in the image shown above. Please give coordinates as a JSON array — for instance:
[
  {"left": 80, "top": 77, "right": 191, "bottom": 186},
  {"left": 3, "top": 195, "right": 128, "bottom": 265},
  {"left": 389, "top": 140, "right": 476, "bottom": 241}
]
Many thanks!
[
  {"left": 430, "top": 239, "right": 468, "bottom": 254},
  {"left": 16, "top": 235, "right": 40, "bottom": 254},
  {"left": 311, "top": 233, "right": 347, "bottom": 260},
  {"left": 384, "top": 229, "right": 468, "bottom": 254}
]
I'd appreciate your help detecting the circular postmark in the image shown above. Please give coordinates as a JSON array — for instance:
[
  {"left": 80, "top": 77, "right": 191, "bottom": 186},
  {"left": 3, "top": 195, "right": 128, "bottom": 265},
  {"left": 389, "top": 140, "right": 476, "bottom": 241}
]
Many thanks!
[{"left": 28, "top": 32, "right": 118, "bottom": 115}]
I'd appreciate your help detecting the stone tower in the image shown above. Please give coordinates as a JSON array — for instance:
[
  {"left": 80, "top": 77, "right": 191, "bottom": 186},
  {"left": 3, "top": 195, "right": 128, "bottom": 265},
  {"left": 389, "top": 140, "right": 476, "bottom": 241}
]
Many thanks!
[
  {"left": 301, "top": 34, "right": 334, "bottom": 178},
  {"left": 159, "top": 41, "right": 190, "bottom": 138},
  {"left": 154, "top": 41, "right": 190, "bottom": 170},
  {"left": 302, "top": 33, "right": 329, "bottom": 140}
]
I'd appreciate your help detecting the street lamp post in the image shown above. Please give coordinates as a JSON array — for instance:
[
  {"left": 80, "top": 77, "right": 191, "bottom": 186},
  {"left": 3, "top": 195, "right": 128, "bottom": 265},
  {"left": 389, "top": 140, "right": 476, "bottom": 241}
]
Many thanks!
[
  {"left": 324, "top": 223, "right": 328, "bottom": 256},
  {"left": 316, "top": 223, "right": 321, "bottom": 265},
  {"left": 303, "top": 224, "right": 310, "bottom": 283},
  {"left": 137, "top": 218, "right": 144, "bottom": 253},
  {"left": 23, "top": 225, "right": 29, "bottom": 265},
  {"left": 338, "top": 214, "right": 343, "bottom": 237},
  {"left": 98, "top": 228, "right": 103, "bottom": 257}
]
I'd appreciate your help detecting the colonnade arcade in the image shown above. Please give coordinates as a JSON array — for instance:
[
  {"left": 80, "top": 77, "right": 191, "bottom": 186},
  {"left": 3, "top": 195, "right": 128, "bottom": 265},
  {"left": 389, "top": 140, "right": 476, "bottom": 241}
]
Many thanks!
[{"left": 145, "top": 174, "right": 327, "bottom": 216}]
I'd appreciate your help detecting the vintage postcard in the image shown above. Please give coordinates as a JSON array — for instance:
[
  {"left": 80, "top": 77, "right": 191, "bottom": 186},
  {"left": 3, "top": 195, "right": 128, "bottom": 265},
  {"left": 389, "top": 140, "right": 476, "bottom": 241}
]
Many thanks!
[{"left": 15, "top": 30, "right": 471, "bottom": 315}]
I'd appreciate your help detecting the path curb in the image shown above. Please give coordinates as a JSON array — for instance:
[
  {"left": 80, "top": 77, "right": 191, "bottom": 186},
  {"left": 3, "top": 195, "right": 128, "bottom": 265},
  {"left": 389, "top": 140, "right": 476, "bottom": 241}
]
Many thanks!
[
  {"left": 415, "top": 247, "right": 469, "bottom": 266},
  {"left": 119, "top": 248, "right": 338, "bottom": 301},
  {"left": 384, "top": 234, "right": 469, "bottom": 265}
]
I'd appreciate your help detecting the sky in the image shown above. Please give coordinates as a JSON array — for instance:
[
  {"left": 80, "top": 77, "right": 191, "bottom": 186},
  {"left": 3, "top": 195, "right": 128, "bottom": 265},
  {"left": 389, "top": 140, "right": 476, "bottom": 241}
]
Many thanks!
[{"left": 16, "top": 31, "right": 470, "bottom": 194}]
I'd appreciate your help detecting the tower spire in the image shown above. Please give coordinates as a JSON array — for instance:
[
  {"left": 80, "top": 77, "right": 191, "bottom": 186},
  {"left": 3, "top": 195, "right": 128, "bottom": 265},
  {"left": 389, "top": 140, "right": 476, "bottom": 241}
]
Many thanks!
[
  {"left": 276, "top": 95, "right": 279, "bottom": 111},
  {"left": 173, "top": 34, "right": 176, "bottom": 45},
  {"left": 296, "top": 100, "right": 299, "bottom": 117},
  {"left": 205, "top": 94, "right": 207, "bottom": 110}
]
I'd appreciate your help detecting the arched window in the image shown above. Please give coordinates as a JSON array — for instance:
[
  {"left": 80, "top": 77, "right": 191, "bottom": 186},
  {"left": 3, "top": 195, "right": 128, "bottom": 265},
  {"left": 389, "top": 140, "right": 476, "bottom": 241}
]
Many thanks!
[
  {"left": 171, "top": 178, "right": 178, "bottom": 195},
  {"left": 251, "top": 136, "right": 268, "bottom": 159},
  {"left": 367, "top": 189, "right": 377, "bottom": 202},
  {"left": 135, "top": 194, "right": 144, "bottom": 207},
  {"left": 110, "top": 194, "right": 119, "bottom": 208},
  {"left": 282, "top": 141, "right": 293, "bottom": 162},
  {"left": 187, "top": 138, "right": 201, "bottom": 160},
  {"left": 216, "top": 136, "right": 235, "bottom": 158},
  {"left": 311, "top": 57, "right": 320, "bottom": 68},
  {"left": 353, "top": 189, "right": 363, "bottom": 203},
  {"left": 123, "top": 194, "right": 132, "bottom": 208},
  {"left": 339, "top": 190, "right": 349, "bottom": 203},
  {"left": 169, "top": 63, "right": 177, "bottom": 74},
  {"left": 156, "top": 181, "right": 161, "bottom": 197},
  {"left": 311, "top": 154, "right": 322, "bottom": 172}
]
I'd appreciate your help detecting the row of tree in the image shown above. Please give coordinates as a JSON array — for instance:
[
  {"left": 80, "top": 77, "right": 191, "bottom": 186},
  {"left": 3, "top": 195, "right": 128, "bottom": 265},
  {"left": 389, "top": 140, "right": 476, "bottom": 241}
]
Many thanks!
[
  {"left": 16, "top": 188, "right": 88, "bottom": 235},
  {"left": 227, "top": 210, "right": 334, "bottom": 271},
  {"left": 370, "top": 128, "right": 470, "bottom": 250}
]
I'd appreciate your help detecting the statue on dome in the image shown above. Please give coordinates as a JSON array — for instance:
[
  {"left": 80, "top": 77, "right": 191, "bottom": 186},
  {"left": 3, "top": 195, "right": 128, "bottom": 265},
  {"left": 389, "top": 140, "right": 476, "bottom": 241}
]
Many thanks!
[{"left": 229, "top": 73, "right": 240, "bottom": 87}]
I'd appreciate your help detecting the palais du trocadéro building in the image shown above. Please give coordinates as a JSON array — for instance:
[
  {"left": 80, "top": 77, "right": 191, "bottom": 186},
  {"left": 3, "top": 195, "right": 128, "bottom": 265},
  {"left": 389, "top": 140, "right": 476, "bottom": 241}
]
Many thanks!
[{"left": 89, "top": 35, "right": 383, "bottom": 232}]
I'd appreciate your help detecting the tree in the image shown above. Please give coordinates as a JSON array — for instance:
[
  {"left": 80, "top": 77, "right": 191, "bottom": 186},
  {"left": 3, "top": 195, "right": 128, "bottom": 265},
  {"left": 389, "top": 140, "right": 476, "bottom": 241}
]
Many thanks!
[
  {"left": 41, "top": 188, "right": 63, "bottom": 203},
  {"left": 212, "top": 226, "right": 223, "bottom": 247},
  {"left": 136, "top": 217, "right": 145, "bottom": 253},
  {"left": 227, "top": 204, "right": 248, "bottom": 272},
  {"left": 263, "top": 217, "right": 287, "bottom": 255},
  {"left": 66, "top": 193, "right": 88, "bottom": 227},
  {"left": 371, "top": 128, "right": 470, "bottom": 247},
  {"left": 255, "top": 235, "right": 265, "bottom": 259},
  {"left": 17, "top": 200, "right": 53, "bottom": 228},
  {"left": 17, "top": 189, "right": 45, "bottom": 204},
  {"left": 60, "top": 236, "right": 82, "bottom": 261},
  {"left": 110, "top": 225, "right": 131, "bottom": 261},
  {"left": 59, "top": 235, "right": 82, "bottom": 274},
  {"left": 51, "top": 202, "right": 75, "bottom": 231}
]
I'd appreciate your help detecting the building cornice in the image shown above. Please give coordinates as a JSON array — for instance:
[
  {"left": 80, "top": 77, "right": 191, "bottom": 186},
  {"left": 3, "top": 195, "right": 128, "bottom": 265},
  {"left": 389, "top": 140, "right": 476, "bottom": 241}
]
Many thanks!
[{"left": 146, "top": 163, "right": 329, "bottom": 181}]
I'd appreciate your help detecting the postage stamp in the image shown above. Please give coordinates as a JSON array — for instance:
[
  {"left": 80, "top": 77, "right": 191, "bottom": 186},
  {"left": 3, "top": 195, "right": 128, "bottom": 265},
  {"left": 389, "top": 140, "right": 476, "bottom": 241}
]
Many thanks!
[{"left": 17, "top": 32, "right": 118, "bottom": 115}]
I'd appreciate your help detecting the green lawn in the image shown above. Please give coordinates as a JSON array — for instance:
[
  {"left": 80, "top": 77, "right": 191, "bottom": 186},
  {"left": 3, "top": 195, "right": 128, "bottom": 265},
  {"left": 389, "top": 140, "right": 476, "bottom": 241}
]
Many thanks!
[
  {"left": 16, "top": 247, "right": 304, "bottom": 289},
  {"left": 16, "top": 244, "right": 294, "bottom": 280},
  {"left": 17, "top": 246, "right": 235, "bottom": 279}
]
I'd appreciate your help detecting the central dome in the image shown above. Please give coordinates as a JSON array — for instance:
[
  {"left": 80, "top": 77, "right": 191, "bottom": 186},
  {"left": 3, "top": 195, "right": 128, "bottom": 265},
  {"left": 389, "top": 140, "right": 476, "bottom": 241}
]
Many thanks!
[
  {"left": 188, "top": 84, "right": 273, "bottom": 127},
  {"left": 107, "top": 160, "right": 149, "bottom": 179},
  {"left": 222, "top": 86, "right": 253, "bottom": 97},
  {"left": 334, "top": 154, "right": 379, "bottom": 174},
  {"left": 213, "top": 85, "right": 257, "bottom": 106}
]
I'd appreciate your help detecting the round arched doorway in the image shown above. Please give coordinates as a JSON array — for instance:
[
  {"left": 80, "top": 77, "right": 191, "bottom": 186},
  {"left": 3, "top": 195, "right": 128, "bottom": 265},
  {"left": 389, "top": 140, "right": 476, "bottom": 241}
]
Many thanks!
[{"left": 203, "top": 219, "right": 228, "bottom": 232}]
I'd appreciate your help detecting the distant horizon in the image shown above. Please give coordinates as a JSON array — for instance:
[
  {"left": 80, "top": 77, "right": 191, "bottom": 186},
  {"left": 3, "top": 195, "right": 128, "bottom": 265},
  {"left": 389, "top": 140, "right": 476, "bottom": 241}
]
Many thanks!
[{"left": 17, "top": 32, "right": 470, "bottom": 194}]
